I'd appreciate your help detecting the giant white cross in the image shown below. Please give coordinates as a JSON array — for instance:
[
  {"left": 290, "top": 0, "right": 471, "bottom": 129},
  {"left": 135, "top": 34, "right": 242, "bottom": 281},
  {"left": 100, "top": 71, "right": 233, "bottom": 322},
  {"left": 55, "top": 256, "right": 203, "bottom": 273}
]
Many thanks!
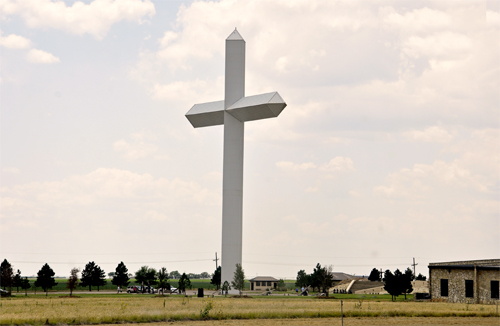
[{"left": 186, "top": 29, "right": 287, "bottom": 290}]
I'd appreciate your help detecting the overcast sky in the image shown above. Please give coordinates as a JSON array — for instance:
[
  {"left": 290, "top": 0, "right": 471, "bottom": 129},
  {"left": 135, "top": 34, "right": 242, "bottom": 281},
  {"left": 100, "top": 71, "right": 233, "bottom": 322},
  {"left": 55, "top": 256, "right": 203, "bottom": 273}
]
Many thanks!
[{"left": 1, "top": 0, "right": 499, "bottom": 280}]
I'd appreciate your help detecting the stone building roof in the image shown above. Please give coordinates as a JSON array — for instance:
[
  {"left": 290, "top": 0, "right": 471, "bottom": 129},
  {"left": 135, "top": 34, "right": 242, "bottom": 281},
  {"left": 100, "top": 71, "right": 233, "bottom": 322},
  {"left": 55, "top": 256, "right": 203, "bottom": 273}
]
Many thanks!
[
  {"left": 429, "top": 259, "right": 500, "bottom": 270},
  {"left": 331, "top": 272, "right": 354, "bottom": 281},
  {"left": 249, "top": 276, "right": 279, "bottom": 282}
]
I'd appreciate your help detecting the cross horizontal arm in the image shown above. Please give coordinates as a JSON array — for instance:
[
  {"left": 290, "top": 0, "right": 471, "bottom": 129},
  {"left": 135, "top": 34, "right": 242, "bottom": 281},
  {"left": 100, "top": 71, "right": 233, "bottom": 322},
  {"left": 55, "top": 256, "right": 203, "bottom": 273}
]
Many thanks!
[{"left": 185, "top": 92, "right": 286, "bottom": 128}]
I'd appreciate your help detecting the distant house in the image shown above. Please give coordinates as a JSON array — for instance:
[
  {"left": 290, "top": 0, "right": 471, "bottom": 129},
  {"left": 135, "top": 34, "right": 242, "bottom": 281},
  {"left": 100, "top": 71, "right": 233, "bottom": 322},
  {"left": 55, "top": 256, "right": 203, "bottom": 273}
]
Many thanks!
[
  {"left": 429, "top": 259, "right": 500, "bottom": 304},
  {"left": 249, "top": 276, "right": 278, "bottom": 291},
  {"left": 331, "top": 272, "right": 354, "bottom": 287}
]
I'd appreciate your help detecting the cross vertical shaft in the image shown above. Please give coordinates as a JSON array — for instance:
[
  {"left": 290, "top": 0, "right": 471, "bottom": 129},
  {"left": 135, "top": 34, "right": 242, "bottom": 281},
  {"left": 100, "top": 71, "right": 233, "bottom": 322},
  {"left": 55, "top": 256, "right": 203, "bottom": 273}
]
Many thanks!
[
  {"left": 185, "top": 29, "right": 287, "bottom": 294},
  {"left": 221, "top": 31, "right": 245, "bottom": 288}
]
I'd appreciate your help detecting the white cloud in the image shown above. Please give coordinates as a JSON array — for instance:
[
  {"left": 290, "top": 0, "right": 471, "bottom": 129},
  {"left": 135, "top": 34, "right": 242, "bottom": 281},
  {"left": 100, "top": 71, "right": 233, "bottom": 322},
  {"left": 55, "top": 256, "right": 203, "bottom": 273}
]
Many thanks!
[
  {"left": 0, "top": 0, "right": 155, "bottom": 39},
  {"left": 151, "top": 79, "right": 219, "bottom": 103},
  {"left": 113, "top": 133, "right": 158, "bottom": 159},
  {"left": 403, "top": 126, "right": 453, "bottom": 143},
  {"left": 319, "top": 157, "right": 355, "bottom": 173},
  {"left": 382, "top": 7, "right": 452, "bottom": 33},
  {"left": 2, "top": 167, "right": 20, "bottom": 174},
  {"left": 276, "top": 161, "right": 316, "bottom": 171},
  {"left": 26, "top": 48, "right": 60, "bottom": 64},
  {"left": 402, "top": 32, "right": 472, "bottom": 60},
  {"left": 276, "top": 157, "right": 355, "bottom": 177},
  {"left": 486, "top": 10, "right": 500, "bottom": 27},
  {"left": 374, "top": 128, "right": 499, "bottom": 199},
  {"left": 0, "top": 31, "right": 31, "bottom": 49},
  {"left": 0, "top": 168, "right": 220, "bottom": 229},
  {"left": 373, "top": 160, "right": 484, "bottom": 199}
]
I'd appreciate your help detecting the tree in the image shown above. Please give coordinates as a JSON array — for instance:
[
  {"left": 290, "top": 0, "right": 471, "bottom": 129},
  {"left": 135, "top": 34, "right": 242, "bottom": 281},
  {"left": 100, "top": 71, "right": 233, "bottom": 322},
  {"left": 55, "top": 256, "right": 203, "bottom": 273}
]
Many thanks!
[
  {"left": 157, "top": 267, "right": 170, "bottom": 294},
  {"left": 231, "top": 263, "right": 245, "bottom": 296},
  {"left": 35, "top": 263, "right": 57, "bottom": 296},
  {"left": 13, "top": 269, "right": 22, "bottom": 292},
  {"left": 67, "top": 268, "right": 79, "bottom": 297},
  {"left": 404, "top": 267, "right": 415, "bottom": 281},
  {"left": 80, "top": 261, "right": 96, "bottom": 291},
  {"left": 402, "top": 268, "right": 414, "bottom": 300},
  {"left": 111, "top": 262, "right": 130, "bottom": 289},
  {"left": 178, "top": 273, "right": 191, "bottom": 294},
  {"left": 200, "top": 272, "right": 210, "bottom": 279},
  {"left": 295, "top": 269, "right": 308, "bottom": 288},
  {"left": 20, "top": 277, "right": 30, "bottom": 296},
  {"left": 80, "top": 261, "right": 106, "bottom": 291},
  {"left": 277, "top": 279, "right": 287, "bottom": 291},
  {"left": 0, "top": 259, "right": 14, "bottom": 292},
  {"left": 368, "top": 268, "right": 381, "bottom": 281},
  {"left": 135, "top": 266, "right": 157, "bottom": 292},
  {"left": 383, "top": 269, "right": 399, "bottom": 301},
  {"left": 415, "top": 273, "right": 427, "bottom": 281},
  {"left": 318, "top": 265, "right": 335, "bottom": 296},
  {"left": 310, "top": 263, "right": 325, "bottom": 292},
  {"left": 94, "top": 265, "right": 107, "bottom": 291},
  {"left": 107, "top": 272, "right": 115, "bottom": 279},
  {"left": 210, "top": 266, "right": 221, "bottom": 290},
  {"left": 170, "top": 270, "right": 181, "bottom": 279}
]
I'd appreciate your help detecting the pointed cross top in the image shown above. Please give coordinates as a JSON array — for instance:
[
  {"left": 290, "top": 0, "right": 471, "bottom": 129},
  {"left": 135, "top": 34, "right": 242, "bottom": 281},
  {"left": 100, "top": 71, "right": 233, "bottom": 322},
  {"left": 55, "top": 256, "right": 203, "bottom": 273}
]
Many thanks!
[{"left": 227, "top": 28, "right": 244, "bottom": 41}]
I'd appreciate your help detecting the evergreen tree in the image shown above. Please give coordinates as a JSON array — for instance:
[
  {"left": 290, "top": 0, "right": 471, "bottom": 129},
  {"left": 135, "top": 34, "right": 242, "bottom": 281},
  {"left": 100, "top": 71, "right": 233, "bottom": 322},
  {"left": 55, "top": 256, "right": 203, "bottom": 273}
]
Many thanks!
[
  {"left": 310, "top": 263, "right": 324, "bottom": 292},
  {"left": 383, "top": 269, "right": 400, "bottom": 301},
  {"left": 295, "top": 269, "right": 308, "bottom": 288},
  {"left": 80, "top": 261, "right": 105, "bottom": 291},
  {"left": 402, "top": 268, "right": 414, "bottom": 299},
  {"left": 35, "top": 263, "right": 57, "bottom": 296},
  {"left": 415, "top": 273, "right": 427, "bottom": 281},
  {"left": 277, "top": 279, "right": 287, "bottom": 291},
  {"left": 67, "top": 268, "right": 79, "bottom": 296},
  {"left": 368, "top": 268, "right": 381, "bottom": 281},
  {"left": 318, "top": 265, "right": 335, "bottom": 296},
  {"left": 0, "top": 259, "right": 14, "bottom": 292},
  {"left": 20, "top": 277, "right": 30, "bottom": 296},
  {"left": 210, "top": 266, "right": 221, "bottom": 290},
  {"left": 80, "top": 261, "right": 96, "bottom": 291},
  {"left": 111, "top": 262, "right": 130, "bottom": 288},
  {"left": 231, "top": 263, "right": 245, "bottom": 296},
  {"left": 94, "top": 265, "right": 107, "bottom": 291},
  {"left": 178, "top": 273, "right": 191, "bottom": 294},
  {"left": 13, "top": 269, "right": 22, "bottom": 292}
]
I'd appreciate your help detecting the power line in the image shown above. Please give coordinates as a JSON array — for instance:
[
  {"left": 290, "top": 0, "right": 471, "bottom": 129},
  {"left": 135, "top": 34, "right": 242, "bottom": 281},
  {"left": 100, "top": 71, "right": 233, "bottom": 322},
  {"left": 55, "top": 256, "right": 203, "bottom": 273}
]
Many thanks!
[{"left": 10, "top": 259, "right": 213, "bottom": 265}]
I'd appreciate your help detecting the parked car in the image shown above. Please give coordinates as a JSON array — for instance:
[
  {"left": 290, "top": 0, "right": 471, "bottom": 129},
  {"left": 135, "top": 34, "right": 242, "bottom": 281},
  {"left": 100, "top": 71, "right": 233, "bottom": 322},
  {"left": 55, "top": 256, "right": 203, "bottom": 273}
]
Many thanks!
[{"left": 126, "top": 286, "right": 140, "bottom": 293}]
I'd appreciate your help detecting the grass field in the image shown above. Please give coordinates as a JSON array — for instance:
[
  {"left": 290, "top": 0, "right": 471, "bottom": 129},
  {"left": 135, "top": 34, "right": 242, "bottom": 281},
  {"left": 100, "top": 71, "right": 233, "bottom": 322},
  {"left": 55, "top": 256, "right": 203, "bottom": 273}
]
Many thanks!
[
  {"left": 1, "top": 293, "right": 498, "bottom": 325},
  {"left": 22, "top": 278, "right": 264, "bottom": 292}
]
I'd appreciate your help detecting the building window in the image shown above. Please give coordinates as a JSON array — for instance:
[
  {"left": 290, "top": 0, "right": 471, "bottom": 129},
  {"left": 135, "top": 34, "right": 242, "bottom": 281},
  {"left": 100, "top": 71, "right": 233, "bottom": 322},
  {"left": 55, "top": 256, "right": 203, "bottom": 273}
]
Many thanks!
[
  {"left": 440, "top": 279, "right": 448, "bottom": 297},
  {"left": 491, "top": 281, "right": 499, "bottom": 299},
  {"left": 465, "top": 280, "right": 474, "bottom": 298},
  {"left": 267, "top": 281, "right": 271, "bottom": 286},
  {"left": 256, "top": 281, "right": 260, "bottom": 286}
]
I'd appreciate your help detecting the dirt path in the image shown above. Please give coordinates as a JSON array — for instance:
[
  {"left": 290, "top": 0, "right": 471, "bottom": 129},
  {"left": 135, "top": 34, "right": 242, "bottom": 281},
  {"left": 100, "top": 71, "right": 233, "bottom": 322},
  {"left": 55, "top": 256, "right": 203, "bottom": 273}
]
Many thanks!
[{"left": 106, "top": 317, "right": 500, "bottom": 326}]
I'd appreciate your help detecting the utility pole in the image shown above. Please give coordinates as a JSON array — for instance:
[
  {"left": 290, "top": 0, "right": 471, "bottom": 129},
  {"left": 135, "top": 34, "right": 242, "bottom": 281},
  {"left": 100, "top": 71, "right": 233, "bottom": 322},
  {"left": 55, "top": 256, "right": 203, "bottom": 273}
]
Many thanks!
[
  {"left": 412, "top": 257, "right": 418, "bottom": 278},
  {"left": 214, "top": 252, "right": 219, "bottom": 269}
]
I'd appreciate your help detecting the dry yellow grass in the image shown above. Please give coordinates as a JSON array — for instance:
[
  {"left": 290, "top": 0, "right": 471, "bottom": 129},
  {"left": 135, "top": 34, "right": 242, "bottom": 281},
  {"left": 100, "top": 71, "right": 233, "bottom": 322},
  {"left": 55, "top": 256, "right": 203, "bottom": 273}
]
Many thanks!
[
  {"left": 0, "top": 296, "right": 498, "bottom": 325},
  {"left": 114, "top": 317, "right": 500, "bottom": 326}
]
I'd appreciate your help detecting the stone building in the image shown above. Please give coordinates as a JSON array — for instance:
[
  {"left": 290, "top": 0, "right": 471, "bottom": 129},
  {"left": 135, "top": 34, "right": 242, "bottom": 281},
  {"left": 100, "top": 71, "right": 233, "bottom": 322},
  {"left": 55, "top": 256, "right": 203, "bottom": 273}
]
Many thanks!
[
  {"left": 429, "top": 259, "right": 499, "bottom": 304},
  {"left": 249, "top": 276, "right": 278, "bottom": 291}
]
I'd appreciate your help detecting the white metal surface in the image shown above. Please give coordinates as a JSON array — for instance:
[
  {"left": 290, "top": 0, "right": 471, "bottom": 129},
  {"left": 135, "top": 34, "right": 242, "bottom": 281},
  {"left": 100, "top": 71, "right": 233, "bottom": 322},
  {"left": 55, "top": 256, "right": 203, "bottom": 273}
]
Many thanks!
[{"left": 185, "top": 29, "right": 287, "bottom": 290}]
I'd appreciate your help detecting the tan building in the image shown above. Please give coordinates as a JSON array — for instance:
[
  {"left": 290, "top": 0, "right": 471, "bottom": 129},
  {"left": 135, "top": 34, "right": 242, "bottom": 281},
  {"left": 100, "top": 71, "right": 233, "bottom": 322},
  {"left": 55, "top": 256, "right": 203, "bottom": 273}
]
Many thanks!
[
  {"left": 249, "top": 276, "right": 278, "bottom": 291},
  {"left": 429, "top": 259, "right": 500, "bottom": 304}
]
